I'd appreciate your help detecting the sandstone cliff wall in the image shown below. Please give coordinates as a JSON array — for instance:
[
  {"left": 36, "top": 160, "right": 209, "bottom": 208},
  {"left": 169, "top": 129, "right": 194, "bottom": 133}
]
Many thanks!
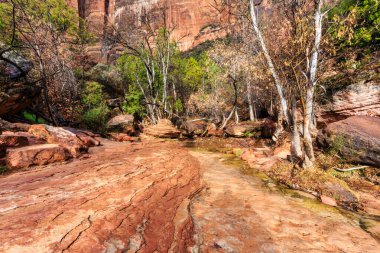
[{"left": 67, "top": 0, "right": 225, "bottom": 62}]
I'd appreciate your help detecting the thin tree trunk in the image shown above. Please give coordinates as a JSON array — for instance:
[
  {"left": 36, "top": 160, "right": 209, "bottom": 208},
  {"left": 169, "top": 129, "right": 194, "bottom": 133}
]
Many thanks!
[
  {"left": 249, "top": 0, "right": 289, "bottom": 123},
  {"left": 303, "top": 0, "right": 323, "bottom": 167},
  {"left": 290, "top": 96, "right": 302, "bottom": 161},
  {"left": 235, "top": 109, "right": 239, "bottom": 124},
  {"left": 246, "top": 81, "right": 255, "bottom": 121}
]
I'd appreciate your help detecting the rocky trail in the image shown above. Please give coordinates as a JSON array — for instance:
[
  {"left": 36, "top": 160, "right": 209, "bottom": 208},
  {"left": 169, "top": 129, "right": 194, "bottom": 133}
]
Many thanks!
[{"left": 0, "top": 140, "right": 379, "bottom": 252}]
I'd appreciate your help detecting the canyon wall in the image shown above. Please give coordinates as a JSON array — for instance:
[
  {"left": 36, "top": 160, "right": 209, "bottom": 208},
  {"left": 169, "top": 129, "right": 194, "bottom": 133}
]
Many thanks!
[{"left": 67, "top": 0, "right": 226, "bottom": 62}]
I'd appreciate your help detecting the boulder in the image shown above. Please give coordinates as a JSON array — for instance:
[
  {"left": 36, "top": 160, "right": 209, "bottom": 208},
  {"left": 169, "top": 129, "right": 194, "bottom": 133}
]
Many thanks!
[
  {"left": 0, "top": 51, "right": 40, "bottom": 116},
  {"left": 1, "top": 131, "right": 45, "bottom": 146},
  {"left": 225, "top": 121, "right": 263, "bottom": 137},
  {"left": 183, "top": 119, "right": 208, "bottom": 136},
  {"left": 63, "top": 127, "right": 101, "bottom": 147},
  {"left": 318, "top": 81, "right": 380, "bottom": 127},
  {"left": 0, "top": 50, "right": 33, "bottom": 80},
  {"left": 144, "top": 119, "right": 181, "bottom": 138},
  {"left": 106, "top": 114, "right": 134, "bottom": 134},
  {"left": 318, "top": 116, "right": 380, "bottom": 167},
  {"left": 29, "top": 125, "right": 88, "bottom": 157},
  {"left": 320, "top": 181, "right": 359, "bottom": 210},
  {"left": 6, "top": 144, "right": 72, "bottom": 170}
]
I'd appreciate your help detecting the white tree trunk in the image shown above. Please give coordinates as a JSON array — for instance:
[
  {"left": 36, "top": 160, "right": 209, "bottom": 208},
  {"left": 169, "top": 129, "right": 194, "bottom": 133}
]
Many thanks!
[
  {"left": 249, "top": 0, "right": 289, "bottom": 123},
  {"left": 246, "top": 81, "right": 255, "bottom": 121},
  {"left": 303, "top": 0, "right": 324, "bottom": 167},
  {"left": 290, "top": 98, "right": 303, "bottom": 161}
]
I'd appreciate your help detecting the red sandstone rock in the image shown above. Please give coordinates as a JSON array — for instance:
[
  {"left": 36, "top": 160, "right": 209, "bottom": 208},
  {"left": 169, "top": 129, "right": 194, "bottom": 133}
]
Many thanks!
[
  {"left": 321, "top": 195, "right": 338, "bottom": 207},
  {"left": 108, "top": 132, "right": 136, "bottom": 142},
  {"left": 144, "top": 119, "right": 181, "bottom": 138},
  {"left": 318, "top": 81, "right": 380, "bottom": 127},
  {"left": 0, "top": 118, "right": 30, "bottom": 132},
  {"left": 67, "top": 0, "right": 228, "bottom": 62},
  {"left": 225, "top": 121, "right": 263, "bottom": 137},
  {"left": 318, "top": 116, "right": 380, "bottom": 167},
  {"left": 6, "top": 144, "right": 72, "bottom": 170},
  {"left": 64, "top": 127, "right": 101, "bottom": 147},
  {"left": 106, "top": 114, "right": 134, "bottom": 134},
  {"left": 0, "top": 134, "right": 29, "bottom": 158},
  {"left": 0, "top": 134, "right": 29, "bottom": 148},
  {"left": 0, "top": 140, "right": 201, "bottom": 252},
  {"left": 29, "top": 125, "right": 88, "bottom": 157}
]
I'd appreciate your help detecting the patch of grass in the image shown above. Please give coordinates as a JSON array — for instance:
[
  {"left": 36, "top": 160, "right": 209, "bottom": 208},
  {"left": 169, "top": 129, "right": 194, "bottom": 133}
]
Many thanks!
[
  {"left": 0, "top": 166, "right": 8, "bottom": 175},
  {"left": 22, "top": 111, "right": 45, "bottom": 124}
]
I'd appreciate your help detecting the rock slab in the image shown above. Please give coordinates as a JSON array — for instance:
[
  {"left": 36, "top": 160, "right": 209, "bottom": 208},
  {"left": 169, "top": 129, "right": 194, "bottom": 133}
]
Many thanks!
[
  {"left": 6, "top": 144, "right": 72, "bottom": 170},
  {"left": 0, "top": 140, "right": 201, "bottom": 252},
  {"left": 29, "top": 124, "right": 88, "bottom": 157}
]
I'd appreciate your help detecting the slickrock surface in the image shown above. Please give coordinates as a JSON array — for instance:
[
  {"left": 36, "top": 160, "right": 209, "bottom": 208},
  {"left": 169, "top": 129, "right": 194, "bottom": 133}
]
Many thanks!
[
  {"left": 190, "top": 151, "right": 379, "bottom": 253},
  {"left": 0, "top": 140, "right": 201, "bottom": 253}
]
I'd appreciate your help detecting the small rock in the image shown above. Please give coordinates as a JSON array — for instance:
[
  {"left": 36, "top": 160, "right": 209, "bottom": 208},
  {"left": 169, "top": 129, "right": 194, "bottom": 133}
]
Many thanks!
[
  {"left": 320, "top": 195, "right": 337, "bottom": 207},
  {"left": 108, "top": 133, "right": 136, "bottom": 142},
  {"left": 6, "top": 144, "right": 72, "bottom": 170}
]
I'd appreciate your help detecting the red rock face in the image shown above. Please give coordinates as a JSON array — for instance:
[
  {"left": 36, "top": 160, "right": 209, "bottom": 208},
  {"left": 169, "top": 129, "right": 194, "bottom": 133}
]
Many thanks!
[{"left": 67, "top": 0, "right": 226, "bottom": 61}]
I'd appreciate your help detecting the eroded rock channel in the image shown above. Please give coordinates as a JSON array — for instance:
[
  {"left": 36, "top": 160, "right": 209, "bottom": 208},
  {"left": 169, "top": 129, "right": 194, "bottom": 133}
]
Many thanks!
[{"left": 0, "top": 140, "right": 379, "bottom": 252}]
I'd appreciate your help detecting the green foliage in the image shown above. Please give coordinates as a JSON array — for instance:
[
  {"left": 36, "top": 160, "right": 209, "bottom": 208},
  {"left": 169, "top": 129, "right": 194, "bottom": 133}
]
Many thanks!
[
  {"left": 0, "top": 0, "right": 80, "bottom": 44},
  {"left": 328, "top": 134, "right": 348, "bottom": 155},
  {"left": 174, "top": 98, "right": 183, "bottom": 112},
  {"left": 123, "top": 90, "right": 146, "bottom": 116},
  {"left": 82, "top": 82, "right": 104, "bottom": 108},
  {"left": 81, "top": 82, "right": 109, "bottom": 132},
  {"left": 82, "top": 104, "right": 110, "bottom": 133},
  {"left": 21, "top": 111, "right": 46, "bottom": 124},
  {"left": 329, "top": 0, "right": 380, "bottom": 48}
]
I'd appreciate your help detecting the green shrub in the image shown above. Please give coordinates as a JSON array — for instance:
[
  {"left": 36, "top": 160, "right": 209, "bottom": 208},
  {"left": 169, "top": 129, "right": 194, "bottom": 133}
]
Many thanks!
[
  {"left": 81, "top": 81, "right": 110, "bottom": 132},
  {"left": 0, "top": 166, "right": 8, "bottom": 175},
  {"left": 21, "top": 111, "right": 46, "bottom": 124},
  {"left": 82, "top": 81, "right": 104, "bottom": 108},
  {"left": 82, "top": 104, "right": 110, "bottom": 133},
  {"left": 329, "top": 0, "right": 380, "bottom": 49},
  {"left": 122, "top": 90, "right": 146, "bottom": 116}
]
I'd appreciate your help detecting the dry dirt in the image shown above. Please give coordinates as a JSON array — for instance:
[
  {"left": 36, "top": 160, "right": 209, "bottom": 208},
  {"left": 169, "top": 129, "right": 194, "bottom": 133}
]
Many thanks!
[{"left": 0, "top": 140, "right": 379, "bottom": 252}]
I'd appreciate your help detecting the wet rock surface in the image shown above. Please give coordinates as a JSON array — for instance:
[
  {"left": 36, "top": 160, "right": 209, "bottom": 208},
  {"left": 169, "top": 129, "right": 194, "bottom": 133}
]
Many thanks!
[
  {"left": 0, "top": 138, "right": 379, "bottom": 252},
  {"left": 190, "top": 151, "right": 379, "bottom": 253}
]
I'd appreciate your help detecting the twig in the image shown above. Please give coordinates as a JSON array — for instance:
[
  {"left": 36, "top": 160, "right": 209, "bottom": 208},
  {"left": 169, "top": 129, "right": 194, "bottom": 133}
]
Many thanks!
[{"left": 334, "top": 166, "right": 369, "bottom": 172}]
